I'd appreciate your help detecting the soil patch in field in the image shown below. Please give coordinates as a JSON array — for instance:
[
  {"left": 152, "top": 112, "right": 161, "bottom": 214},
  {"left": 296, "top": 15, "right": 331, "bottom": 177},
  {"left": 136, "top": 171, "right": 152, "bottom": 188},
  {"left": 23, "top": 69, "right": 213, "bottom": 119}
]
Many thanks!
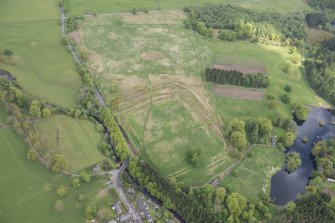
[
  {"left": 212, "top": 64, "right": 266, "bottom": 74},
  {"left": 140, "top": 51, "right": 162, "bottom": 61},
  {"left": 212, "top": 84, "right": 264, "bottom": 100},
  {"left": 68, "top": 31, "right": 81, "bottom": 44},
  {"left": 120, "top": 10, "right": 186, "bottom": 25}
]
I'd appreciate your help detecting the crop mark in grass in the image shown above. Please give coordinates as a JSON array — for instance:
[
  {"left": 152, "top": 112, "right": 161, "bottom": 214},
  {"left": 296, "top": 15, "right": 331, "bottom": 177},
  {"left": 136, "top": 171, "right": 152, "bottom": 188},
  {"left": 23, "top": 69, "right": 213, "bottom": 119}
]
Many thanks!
[
  {"left": 167, "top": 167, "right": 192, "bottom": 179},
  {"left": 1, "top": 135, "right": 54, "bottom": 187},
  {"left": 17, "top": 188, "right": 49, "bottom": 205}
]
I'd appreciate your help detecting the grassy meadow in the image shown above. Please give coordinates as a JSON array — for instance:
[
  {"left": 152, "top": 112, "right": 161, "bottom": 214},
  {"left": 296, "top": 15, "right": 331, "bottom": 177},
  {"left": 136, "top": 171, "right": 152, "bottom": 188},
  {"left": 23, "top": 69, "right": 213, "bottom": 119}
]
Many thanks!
[
  {"left": 0, "top": 109, "right": 113, "bottom": 223},
  {"left": 199, "top": 39, "right": 328, "bottom": 121},
  {"left": 67, "top": 0, "right": 313, "bottom": 16},
  {"left": 221, "top": 146, "right": 284, "bottom": 202},
  {"left": 34, "top": 115, "right": 106, "bottom": 172},
  {"left": 0, "top": 0, "right": 82, "bottom": 108},
  {"left": 76, "top": 7, "right": 327, "bottom": 186},
  {"left": 137, "top": 100, "right": 233, "bottom": 186}
]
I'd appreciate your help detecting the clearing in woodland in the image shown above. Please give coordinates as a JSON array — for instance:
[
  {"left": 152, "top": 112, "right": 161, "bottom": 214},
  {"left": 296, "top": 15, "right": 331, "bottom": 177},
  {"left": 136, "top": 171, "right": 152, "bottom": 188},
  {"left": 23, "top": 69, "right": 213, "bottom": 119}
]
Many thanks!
[{"left": 221, "top": 146, "right": 284, "bottom": 203}]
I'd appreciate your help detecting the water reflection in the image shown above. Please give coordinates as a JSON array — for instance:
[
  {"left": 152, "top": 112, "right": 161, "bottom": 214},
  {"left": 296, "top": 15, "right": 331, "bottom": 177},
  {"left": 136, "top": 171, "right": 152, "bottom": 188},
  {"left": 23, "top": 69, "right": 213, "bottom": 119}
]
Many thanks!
[{"left": 270, "top": 108, "right": 335, "bottom": 205}]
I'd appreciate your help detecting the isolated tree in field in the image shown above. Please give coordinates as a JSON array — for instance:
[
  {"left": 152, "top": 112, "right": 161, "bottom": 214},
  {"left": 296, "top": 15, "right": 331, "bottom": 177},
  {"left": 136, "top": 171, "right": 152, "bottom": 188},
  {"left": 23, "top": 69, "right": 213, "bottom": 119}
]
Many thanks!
[
  {"left": 294, "top": 104, "right": 310, "bottom": 121},
  {"left": 186, "top": 147, "right": 203, "bottom": 167},
  {"left": 56, "top": 185, "right": 68, "bottom": 197},
  {"left": 27, "top": 148, "right": 39, "bottom": 160},
  {"left": 3, "top": 49, "right": 13, "bottom": 56},
  {"left": 285, "top": 85, "right": 292, "bottom": 93},
  {"left": 29, "top": 100, "right": 41, "bottom": 117},
  {"left": 280, "top": 94, "right": 291, "bottom": 104},
  {"left": 85, "top": 206, "right": 96, "bottom": 220},
  {"left": 54, "top": 200, "right": 64, "bottom": 212},
  {"left": 51, "top": 154, "right": 66, "bottom": 173},
  {"left": 81, "top": 171, "right": 92, "bottom": 183},
  {"left": 72, "top": 178, "right": 80, "bottom": 189}
]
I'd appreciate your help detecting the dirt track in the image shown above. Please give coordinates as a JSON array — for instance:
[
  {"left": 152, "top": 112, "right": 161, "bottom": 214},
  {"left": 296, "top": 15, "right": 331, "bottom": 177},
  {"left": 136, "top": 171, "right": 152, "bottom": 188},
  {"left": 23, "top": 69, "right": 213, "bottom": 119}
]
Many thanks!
[{"left": 212, "top": 84, "right": 264, "bottom": 100}]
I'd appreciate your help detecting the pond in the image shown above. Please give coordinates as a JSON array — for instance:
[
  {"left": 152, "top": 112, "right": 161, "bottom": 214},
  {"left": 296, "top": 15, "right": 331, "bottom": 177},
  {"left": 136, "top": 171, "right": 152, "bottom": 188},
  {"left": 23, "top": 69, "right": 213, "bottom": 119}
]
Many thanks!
[{"left": 270, "top": 107, "right": 335, "bottom": 205}]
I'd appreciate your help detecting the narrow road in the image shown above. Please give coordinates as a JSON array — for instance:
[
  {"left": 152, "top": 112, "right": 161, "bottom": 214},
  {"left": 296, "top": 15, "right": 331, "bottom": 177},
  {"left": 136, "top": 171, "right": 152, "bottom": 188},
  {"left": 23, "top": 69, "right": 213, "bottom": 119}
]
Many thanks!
[
  {"left": 110, "top": 158, "right": 142, "bottom": 223},
  {"left": 60, "top": 2, "right": 142, "bottom": 222}
]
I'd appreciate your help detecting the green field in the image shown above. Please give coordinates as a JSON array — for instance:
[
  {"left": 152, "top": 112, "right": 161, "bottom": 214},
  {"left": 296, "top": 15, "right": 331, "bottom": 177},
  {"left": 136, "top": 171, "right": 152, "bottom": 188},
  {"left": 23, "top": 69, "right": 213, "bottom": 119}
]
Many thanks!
[
  {"left": 0, "top": 0, "right": 82, "bottom": 108},
  {"left": 222, "top": 146, "right": 284, "bottom": 202},
  {"left": 34, "top": 115, "right": 105, "bottom": 172},
  {"left": 67, "top": 0, "right": 312, "bottom": 16},
  {"left": 137, "top": 100, "right": 233, "bottom": 186},
  {"left": 76, "top": 8, "right": 326, "bottom": 186},
  {"left": 0, "top": 109, "right": 113, "bottom": 223},
  {"left": 200, "top": 40, "right": 328, "bottom": 121}
]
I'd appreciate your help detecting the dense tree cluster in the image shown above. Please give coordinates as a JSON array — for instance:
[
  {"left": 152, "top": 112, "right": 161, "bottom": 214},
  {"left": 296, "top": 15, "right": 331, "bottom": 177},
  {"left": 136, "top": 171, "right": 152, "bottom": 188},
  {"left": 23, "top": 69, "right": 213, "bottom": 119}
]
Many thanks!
[
  {"left": 245, "top": 117, "right": 273, "bottom": 144},
  {"left": 184, "top": 4, "right": 306, "bottom": 44},
  {"left": 312, "top": 140, "right": 335, "bottom": 178},
  {"left": 128, "top": 158, "right": 216, "bottom": 222},
  {"left": 205, "top": 68, "right": 270, "bottom": 88},
  {"left": 294, "top": 104, "right": 310, "bottom": 121},
  {"left": 227, "top": 119, "right": 247, "bottom": 152},
  {"left": 282, "top": 192, "right": 335, "bottom": 223},
  {"left": 305, "top": 13, "right": 327, "bottom": 28},
  {"left": 307, "top": 0, "right": 335, "bottom": 9},
  {"left": 280, "top": 131, "right": 297, "bottom": 148},
  {"left": 100, "top": 108, "right": 130, "bottom": 161},
  {"left": 186, "top": 147, "right": 203, "bottom": 167},
  {"left": 66, "top": 17, "right": 78, "bottom": 33},
  {"left": 305, "top": 37, "right": 335, "bottom": 105},
  {"left": 285, "top": 152, "right": 302, "bottom": 173}
]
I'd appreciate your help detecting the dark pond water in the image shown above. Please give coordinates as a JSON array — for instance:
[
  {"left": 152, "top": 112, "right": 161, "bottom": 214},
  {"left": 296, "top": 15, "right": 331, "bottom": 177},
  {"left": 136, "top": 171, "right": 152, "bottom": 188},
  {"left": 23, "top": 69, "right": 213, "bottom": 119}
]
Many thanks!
[{"left": 270, "top": 107, "right": 335, "bottom": 205}]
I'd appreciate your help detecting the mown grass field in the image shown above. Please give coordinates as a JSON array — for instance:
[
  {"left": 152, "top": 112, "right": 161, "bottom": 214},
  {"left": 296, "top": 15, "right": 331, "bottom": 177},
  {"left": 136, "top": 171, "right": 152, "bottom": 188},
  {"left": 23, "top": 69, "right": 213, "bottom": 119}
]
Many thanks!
[
  {"left": 221, "top": 146, "right": 284, "bottom": 202},
  {"left": 35, "top": 115, "right": 105, "bottom": 172},
  {"left": 0, "top": 0, "right": 82, "bottom": 108},
  {"left": 67, "top": 0, "right": 312, "bottom": 16},
  {"left": 0, "top": 109, "right": 112, "bottom": 223}
]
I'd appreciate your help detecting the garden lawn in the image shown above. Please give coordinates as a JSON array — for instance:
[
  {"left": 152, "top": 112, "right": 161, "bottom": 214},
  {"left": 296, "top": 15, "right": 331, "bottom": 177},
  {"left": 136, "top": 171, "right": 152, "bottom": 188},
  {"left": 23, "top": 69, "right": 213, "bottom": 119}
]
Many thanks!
[
  {"left": 221, "top": 146, "right": 284, "bottom": 202},
  {"left": 35, "top": 115, "right": 105, "bottom": 172},
  {"left": 0, "top": 109, "right": 111, "bottom": 223},
  {"left": 139, "top": 100, "right": 233, "bottom": 186},
  {"left": 67, "top": 0, "right": 312, "bottom": 16},
  {"left": 0, "top": 0, "right": 82, "bottom": 108}
]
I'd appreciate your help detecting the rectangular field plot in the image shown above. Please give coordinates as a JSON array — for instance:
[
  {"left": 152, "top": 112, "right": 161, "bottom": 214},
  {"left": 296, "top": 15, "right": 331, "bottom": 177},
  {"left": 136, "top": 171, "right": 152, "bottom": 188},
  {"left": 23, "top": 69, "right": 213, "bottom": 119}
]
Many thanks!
[
  {"left": 34, "top": 115, "right": 105, "bottom": 172},
  {"left": 212, "top": 84, "right": 264, "bottom": 100},
  {"left": 79, "top": 13, "right": 200, "bottom": 78},
  {"left": 221, "top": 146, "right": 284, "bottom": 202},
  {"left": 136, "top": 100, "right": 233, "bottom": 186}
]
